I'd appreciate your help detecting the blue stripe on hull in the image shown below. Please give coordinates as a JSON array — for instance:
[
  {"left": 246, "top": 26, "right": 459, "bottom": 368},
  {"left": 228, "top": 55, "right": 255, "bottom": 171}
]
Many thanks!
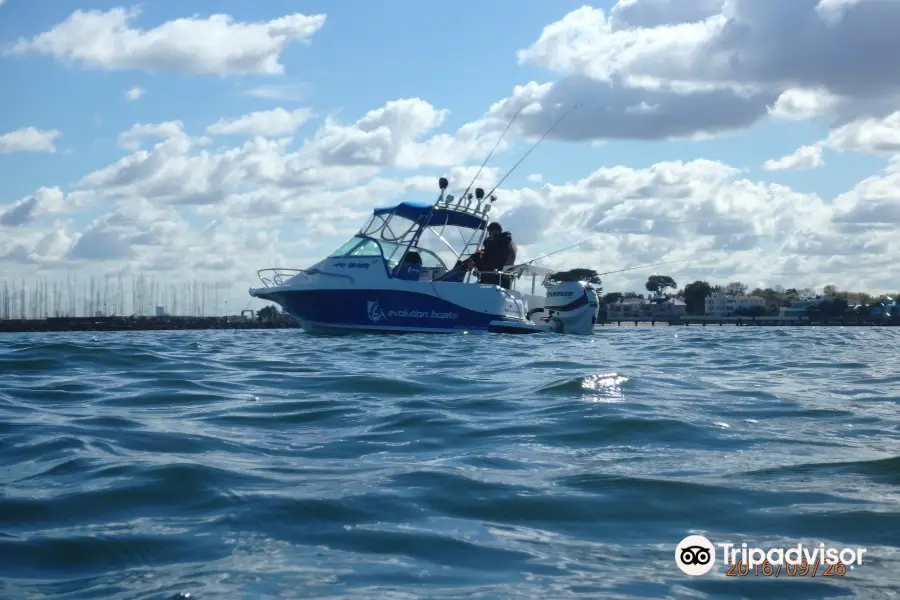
[{"left": 265, "top": 289, "right": 511, "bottom": 332}]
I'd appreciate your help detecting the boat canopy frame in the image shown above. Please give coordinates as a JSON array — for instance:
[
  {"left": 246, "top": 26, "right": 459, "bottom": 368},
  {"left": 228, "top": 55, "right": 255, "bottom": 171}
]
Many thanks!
[{"left": 357, "top": 191, "right": 494, "bottom": 279}]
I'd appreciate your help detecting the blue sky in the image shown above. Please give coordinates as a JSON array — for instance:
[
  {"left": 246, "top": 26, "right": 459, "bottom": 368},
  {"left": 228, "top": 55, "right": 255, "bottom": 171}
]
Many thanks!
[
  {"left": 0, "top": 0, "right": 884, "bottom": 201},
  {"left": 1, "top": 0, "right": 606, "bottom": 199},
  {"left": 1, "top": 0, "right": 899, "bottom": 314}
]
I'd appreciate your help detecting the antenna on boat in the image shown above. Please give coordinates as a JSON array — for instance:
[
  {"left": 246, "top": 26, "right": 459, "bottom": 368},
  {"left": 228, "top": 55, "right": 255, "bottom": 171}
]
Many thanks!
[{"left": 437, "top": 176, "right": 449, "bottom": 204}]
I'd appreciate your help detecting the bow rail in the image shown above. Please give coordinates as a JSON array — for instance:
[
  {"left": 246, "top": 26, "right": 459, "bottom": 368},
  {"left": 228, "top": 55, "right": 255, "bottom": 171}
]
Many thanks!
[{"left": 255, "top": 268, "right": 355, "bottom": 288}]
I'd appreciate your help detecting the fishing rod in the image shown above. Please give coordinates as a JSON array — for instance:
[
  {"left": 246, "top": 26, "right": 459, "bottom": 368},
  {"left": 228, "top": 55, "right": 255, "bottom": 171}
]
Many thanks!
[
  {"left": 456, "top": 105, "right": 525, "bottom": 205},
  {"left": 503, "top": 239, "right": 590, "bottom": 273},
  {"left": 457, "top": 102, "right": 582, "bottom": 285},
  {"left": 595, "top": 259, "right": 689, "bottom": 277},
  {"left": 442, "top": 105, "right": 525, "bottom": 264},
  {"left": 482, "top": 102, "right": 583, "bottom": 200}
]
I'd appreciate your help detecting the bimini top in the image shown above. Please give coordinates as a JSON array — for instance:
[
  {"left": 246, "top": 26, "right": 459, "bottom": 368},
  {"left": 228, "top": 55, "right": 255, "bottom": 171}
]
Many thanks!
[{"left": 372, "top": 201, "right": 486, "bottom": 230}]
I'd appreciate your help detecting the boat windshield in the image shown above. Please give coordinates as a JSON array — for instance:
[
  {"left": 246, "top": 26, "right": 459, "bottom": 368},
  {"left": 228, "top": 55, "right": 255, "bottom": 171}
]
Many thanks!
[
  {"left": 358, "top": 210, "right": 485, "bottom": 271},
  {"left": 328, "top": 236, "right": 448, "bottom": 270}
]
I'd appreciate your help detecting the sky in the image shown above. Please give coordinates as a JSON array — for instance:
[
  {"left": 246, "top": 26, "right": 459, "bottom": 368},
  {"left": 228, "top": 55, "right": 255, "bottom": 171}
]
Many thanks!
[{"left": 1, "top": 0, "right": 900, "bottom": 316}]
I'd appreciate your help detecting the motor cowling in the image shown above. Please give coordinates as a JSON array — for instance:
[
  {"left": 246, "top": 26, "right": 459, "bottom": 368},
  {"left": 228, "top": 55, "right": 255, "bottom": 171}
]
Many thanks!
[{"left": 542, "top": 281, "right": 599, "bottom": 335}]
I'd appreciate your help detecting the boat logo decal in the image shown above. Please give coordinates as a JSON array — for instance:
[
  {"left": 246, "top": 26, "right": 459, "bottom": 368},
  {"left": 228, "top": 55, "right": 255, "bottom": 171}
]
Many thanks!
[
  {"left": 367, "top": 299, "right": 458, "bottom": 322},
  {"left": 367, "top": 300, "right": 387, "bottom": 322}
]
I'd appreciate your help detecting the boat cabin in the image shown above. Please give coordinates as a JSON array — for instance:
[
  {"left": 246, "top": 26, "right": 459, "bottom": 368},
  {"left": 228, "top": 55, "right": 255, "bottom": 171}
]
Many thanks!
[{"left": 328, "top": 189, "right": 493, "bottom": 282}]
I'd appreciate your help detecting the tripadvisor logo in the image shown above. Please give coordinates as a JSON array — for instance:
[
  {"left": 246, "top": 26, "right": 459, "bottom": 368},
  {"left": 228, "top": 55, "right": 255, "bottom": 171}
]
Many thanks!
[
  {"left": 675, "top": 534, "right": 867, "bottom": 577},
  {"left": 676, "top": 535, "right": 716, "bottom": 576}
]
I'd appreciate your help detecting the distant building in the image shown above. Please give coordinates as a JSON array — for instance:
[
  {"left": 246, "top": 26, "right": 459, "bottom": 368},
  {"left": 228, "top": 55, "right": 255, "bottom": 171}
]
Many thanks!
[
  {"left": 778, "top": 296, "right": 835, "bottom": 317},
  {"left": 606, "top": 298, "right": 648, "bottom": 320},
  {"left": 705, "top": 291, "right": 765, "bottom": 316},
  {"left": 155, "top": 306, "right": 167, "bottom": 317},
  {"left": 606, "top": 297, "right": 686, "bottom": 320},
  {"left": 652, "top": 298, "right": 686, "bottom": 319}
]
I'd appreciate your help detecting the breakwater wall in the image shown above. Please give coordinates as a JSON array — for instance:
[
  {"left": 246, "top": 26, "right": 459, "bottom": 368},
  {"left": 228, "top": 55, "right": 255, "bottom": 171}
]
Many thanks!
[
  {"left": 0, "top": 316, "right": 300, "bottom": 334},
  {"left": 600, "top": 316, "right": 899, "bottom": 327}
]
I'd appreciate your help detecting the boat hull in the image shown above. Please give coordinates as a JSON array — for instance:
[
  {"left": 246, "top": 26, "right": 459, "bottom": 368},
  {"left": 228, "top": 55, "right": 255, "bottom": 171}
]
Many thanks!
[{"left": 256, "top": 288, "right": 529, "bottom": 334}]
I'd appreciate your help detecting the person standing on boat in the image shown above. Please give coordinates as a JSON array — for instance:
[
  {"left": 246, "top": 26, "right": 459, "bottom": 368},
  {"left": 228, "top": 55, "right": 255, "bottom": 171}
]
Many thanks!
[{"left": 461, "top": 222, "right": 517, "bottom": 289}]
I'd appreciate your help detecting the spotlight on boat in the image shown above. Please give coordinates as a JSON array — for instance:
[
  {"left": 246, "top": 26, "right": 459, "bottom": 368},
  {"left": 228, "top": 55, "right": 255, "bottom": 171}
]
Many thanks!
[
  {"left": 439, "top": 177, "right": 448, "bottom": 190},
  {"left": 490, "top": 194, "right": 497, "bottom": 202},
  {"left": 446, "top": 194, "right": 454, "bottom": 203},
  {"left": 475, "top": 188, "right": 484, "bottom": 200}
]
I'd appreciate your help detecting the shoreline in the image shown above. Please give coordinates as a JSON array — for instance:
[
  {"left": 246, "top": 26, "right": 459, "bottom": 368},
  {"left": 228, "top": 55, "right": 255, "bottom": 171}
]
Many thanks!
[
  {"left": 0, "top": 316, "right": 299, "bottom": 334},
  {"left": 601, "top": 317, "right": 898, "bottom": 327},
  {"left": 1, "top": 315, "right": 897, "bottom": 334}
]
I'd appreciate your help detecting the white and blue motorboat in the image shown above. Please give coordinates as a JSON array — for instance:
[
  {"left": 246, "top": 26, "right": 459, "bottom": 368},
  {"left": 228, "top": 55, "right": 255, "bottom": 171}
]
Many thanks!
[{"left": 248, "top": 177, "right": 600, "bottom": 335}]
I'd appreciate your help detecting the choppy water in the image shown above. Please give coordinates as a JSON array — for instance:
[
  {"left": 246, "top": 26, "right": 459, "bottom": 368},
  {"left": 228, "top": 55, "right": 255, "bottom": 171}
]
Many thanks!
[{"left": 1, "top": 327, "right": 898, "bottom": 599}]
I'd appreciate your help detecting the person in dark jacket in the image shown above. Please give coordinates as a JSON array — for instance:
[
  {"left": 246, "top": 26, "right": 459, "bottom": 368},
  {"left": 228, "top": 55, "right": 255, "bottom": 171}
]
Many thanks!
[{"left": 458, "top": 222, "right": 517, "bottom": 289}]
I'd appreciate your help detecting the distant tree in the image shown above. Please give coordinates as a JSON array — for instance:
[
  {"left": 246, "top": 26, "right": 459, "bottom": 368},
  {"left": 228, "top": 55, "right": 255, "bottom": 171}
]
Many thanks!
[
  {"left": 602, "top": 292, "right": 623, "bottom": 305},
  {"left": 257, "top": 305, "right": 280, "bottom": 321},
  {"left": 807, "top": 298, "right": 849, "bottom": 320},
  {"left": 645, "top": 275, "right": 677, "bottom": 297},
  {"left": 725, "top": 281, "right": 748, "bottom": 296},
  {"left": 549, "top": 268, "right": 602, "bottom": 288},
  {"left": 683, "top": 280, "right": 713, "bottom": 314},
  {"left": 622, "top": 291, "right": 645, "bottom": 299},
  {"left": 823, "top": 284, "right": 838, "bottom": 296},
  {"left": 774, "top": 285, "right": 785, "bottom": 293}
]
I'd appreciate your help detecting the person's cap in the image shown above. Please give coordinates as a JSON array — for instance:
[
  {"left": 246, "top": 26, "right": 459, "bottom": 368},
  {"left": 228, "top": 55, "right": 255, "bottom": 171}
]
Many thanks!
[{"left": 487, "top": 222, "right": 502, "bottom": 232}]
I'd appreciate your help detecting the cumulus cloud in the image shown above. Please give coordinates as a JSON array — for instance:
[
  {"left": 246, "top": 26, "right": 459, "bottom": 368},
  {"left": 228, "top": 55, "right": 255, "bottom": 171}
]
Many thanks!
[
  {"left": 823, "top": 111, "right": 900, "bottom": 154},
  {"left": 69, "top": 99, "right": 502, "bottom": 216},
  {"left": 10, "top": 8, "right": 327, "bottom": 75},
  {"left": 117, "top": 121, "right": 187, "bottom": 150},
  {"left": 124, "top": 86, "right": 145, "bottom": 101},
  {"left": 0, "top": 96, "right": 504, "bottom": 295},
  {"left": 0, "top": 127, "right": 61, "bottom": 153},
  {"left": 243, "top": 84, "right": 309, "bottom": 102},
  {"left": 489, "top": 0, "right": 900, "bottom": 143},
  {"left": 308, "top": 98, "right": 506, "bottom": 169},
  {"left": 0, "top": 187, "right": 94, "bottom": 227},
  {"left": 206, "top": 107, "right": 315, "bottom": 137},
  {"left": 830, "top": 158, "right": 900, "bottom": 234},
  {"left": 768, "top": 88, "right": 841, "bottom": 120},
  {"left": 762, "top": 145, "right": 824, "bottom": 171},
  {"left": 3, "top": 116, "right": 899, "bottom": 301}
]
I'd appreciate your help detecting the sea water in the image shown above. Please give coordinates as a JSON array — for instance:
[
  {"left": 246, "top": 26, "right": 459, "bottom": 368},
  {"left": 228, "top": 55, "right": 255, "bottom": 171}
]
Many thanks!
[{"left": 1, "top": 327, "right": 898, "bottom": 599}]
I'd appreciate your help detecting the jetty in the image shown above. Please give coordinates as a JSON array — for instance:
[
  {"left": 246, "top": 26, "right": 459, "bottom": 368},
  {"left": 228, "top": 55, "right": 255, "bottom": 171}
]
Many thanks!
[{"left": 600, "top": 315, "right": 899, "bottom": 327}]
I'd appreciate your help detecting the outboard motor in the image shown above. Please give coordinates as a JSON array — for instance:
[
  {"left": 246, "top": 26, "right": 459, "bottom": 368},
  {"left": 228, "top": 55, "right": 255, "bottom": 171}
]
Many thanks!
[{"left": 529, "top": 280, "right": 599, "bottom": 334}]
